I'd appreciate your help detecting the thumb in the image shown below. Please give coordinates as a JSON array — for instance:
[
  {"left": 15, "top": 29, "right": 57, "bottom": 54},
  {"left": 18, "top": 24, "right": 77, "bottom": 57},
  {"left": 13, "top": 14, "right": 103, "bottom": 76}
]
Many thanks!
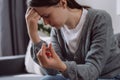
[{"left": 49, "top": 43, "right": 55, "bottom": 53}]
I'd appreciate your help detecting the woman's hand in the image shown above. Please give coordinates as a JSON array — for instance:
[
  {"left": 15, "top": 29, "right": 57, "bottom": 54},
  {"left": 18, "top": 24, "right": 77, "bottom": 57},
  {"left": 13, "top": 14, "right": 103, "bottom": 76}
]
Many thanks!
[
  {"left": 25, "top": 8, "right": 41, "bottom": 43},
  {"left": 37, "top": 43, "right": 67, "bottom": 72}
]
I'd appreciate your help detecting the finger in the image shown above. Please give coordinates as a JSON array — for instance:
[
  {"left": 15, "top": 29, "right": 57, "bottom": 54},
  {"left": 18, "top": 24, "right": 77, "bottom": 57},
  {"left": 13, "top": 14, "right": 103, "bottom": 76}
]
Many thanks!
[
  {"left": 32, "top": 12, "right": 40, "bottom": 19},
  {"left": 37, "top": 48, "right": 42, "bottom": 57},
  {"left": 40, "top": 43, "right": 49, "bottom": 59},
  {"left": 37, "top": 43, "right": 47, "bottom": 58},
  {"left": 37, "top": 48, "right": 48, "bottom": 67},
  {"left": 39, "top": 44, "right": 50, "bottom": 67},
  {"left": 43, "top": 44, "right": 51, "bottom": 60},
  {"left": 41, "top": 43, "right": 47, "bottom": 54},
  {"left": 26, "top": 8, "right": 34, "bottom": 15},
  {"left": 36, "top": 49, "right": 44, "bottom": 66},
  {"left": 46, "top": 47, "right": 52, "bottom": 57},
  {"left": 37, "top": 43, "right": 46, "bottom": 57},
  {"left": 38, "top": 43, "right": 50, "bottom": 60},
  {"left": 33, "top": 9, "right": 40, "bottom": 15},
  {"left": 35, "top": 15, "right": 41, "bottom": 21},
  {"left": 27, "top": 8, "right": 37, "bottom": 17},
  {"left": 49, "top": 43, "right": 58, "bottom": 58},
  {"left": 49, "top": 43, "right": 55, "bottom": 53},
  {"left": 26, "top": 7, "right": 31, "bottom": 14},
  {"left": 46, "top": 44, "right": 52, "bottom": 57}
]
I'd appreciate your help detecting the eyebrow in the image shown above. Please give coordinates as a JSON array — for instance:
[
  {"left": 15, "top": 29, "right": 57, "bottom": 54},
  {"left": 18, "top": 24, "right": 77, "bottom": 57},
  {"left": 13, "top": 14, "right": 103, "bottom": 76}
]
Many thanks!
[
  {"left": 40, "top": 14, "right": 44, "bottom": 17},
  {"left": 33, "top": 9, "right": 42, "bottom": 16}
]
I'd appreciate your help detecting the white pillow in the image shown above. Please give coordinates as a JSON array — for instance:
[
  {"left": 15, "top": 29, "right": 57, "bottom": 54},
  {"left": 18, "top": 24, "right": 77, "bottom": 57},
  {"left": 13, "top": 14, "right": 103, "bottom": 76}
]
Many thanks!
[{"left": 25, "top": 37, "right": 51, "bottom": 75}]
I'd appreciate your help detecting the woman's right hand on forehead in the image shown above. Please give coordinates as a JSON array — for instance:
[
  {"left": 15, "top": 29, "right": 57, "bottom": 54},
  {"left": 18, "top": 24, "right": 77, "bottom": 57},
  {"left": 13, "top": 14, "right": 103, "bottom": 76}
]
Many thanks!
[
  {"left": 25, "top": 7, "right": 41, "bottom": 33},
  {"left": 25, "top": 7, "right": 41, "bottom": 44}
]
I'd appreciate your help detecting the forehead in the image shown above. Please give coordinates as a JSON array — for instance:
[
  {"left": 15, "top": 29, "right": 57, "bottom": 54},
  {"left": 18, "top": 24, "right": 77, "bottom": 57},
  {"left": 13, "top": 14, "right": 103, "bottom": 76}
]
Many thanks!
[{"left": 34, "top": 7, "right": 54, "bottom": 15}]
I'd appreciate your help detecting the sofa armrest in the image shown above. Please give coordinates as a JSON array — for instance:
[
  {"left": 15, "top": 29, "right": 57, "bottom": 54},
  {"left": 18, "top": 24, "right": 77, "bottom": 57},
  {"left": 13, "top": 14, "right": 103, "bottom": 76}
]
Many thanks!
[{"left": 0, "top": 55, "right": 27, "bottom": 76}]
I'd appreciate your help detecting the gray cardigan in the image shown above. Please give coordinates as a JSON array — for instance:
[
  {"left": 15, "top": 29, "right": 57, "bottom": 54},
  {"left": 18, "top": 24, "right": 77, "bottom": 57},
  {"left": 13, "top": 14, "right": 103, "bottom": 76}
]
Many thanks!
[{"left": 31, "top": 8, "right": 120, "bottom": 80}]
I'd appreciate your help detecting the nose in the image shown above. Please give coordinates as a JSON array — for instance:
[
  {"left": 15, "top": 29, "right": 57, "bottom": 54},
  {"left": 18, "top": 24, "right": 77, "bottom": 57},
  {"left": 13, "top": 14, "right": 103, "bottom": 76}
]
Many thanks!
[{"left": 43, "top": 19, "right": 49, "bottom": 25}]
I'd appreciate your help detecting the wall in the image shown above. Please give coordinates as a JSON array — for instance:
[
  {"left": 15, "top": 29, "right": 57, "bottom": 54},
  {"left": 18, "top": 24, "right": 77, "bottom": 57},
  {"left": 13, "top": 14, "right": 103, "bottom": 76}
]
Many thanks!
[{"left": 77, "top": 0, "right": 120, "bottom": 34}]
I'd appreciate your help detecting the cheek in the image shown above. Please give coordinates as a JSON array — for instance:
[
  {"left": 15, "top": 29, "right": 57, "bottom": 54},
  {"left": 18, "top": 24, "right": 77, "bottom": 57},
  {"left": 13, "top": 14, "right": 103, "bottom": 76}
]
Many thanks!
[{"left": 50, "top": 15, "right": 66, "bottom": 27}]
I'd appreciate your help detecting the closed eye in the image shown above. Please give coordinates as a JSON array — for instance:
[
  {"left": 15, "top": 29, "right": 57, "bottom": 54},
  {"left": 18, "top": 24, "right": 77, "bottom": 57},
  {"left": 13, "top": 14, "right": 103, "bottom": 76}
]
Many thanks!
[{"left": 42, "top": 14, "right": 49, "bottom": 18}]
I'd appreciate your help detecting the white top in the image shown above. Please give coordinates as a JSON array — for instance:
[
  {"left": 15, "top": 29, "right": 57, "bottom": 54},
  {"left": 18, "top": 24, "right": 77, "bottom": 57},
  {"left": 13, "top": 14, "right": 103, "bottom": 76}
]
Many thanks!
[{"left": 61, "top": 8, "right": 88, "bottom": 53}]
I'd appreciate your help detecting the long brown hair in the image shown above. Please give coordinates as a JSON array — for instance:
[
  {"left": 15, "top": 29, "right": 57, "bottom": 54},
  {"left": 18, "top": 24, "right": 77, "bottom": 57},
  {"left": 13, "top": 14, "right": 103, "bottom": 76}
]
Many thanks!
[{"left": 27, "top": 0, "right": 90, "bottom": 9}]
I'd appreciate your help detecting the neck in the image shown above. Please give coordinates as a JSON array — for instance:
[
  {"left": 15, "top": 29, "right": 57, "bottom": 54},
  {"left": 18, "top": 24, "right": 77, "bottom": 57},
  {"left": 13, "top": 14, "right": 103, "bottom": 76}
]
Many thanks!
[{"left": 65, "top": 9, "right": 82, "bottom": 29}]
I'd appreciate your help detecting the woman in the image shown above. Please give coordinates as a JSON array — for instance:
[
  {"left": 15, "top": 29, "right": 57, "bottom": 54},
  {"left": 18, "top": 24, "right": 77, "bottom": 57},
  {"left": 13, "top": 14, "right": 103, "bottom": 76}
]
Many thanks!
[{"left": 25, "top": 0, "right": 120, "bottom": 80}]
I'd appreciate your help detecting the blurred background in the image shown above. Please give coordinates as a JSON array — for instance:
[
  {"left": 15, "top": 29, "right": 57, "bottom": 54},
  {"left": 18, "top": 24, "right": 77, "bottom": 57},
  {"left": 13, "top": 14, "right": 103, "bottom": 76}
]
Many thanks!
[
  {"left": 0, "top": 0, "right": 29, "bottom": 56},
  {"left": 78, "top": 0, "right": 120, "bottom": 34}
]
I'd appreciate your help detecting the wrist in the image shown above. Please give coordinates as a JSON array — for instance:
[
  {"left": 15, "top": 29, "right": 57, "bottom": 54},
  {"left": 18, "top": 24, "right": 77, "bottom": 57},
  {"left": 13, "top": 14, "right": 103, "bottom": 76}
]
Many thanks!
[{"left": 29, "top": 32, "right": 41, "bottom": 44}]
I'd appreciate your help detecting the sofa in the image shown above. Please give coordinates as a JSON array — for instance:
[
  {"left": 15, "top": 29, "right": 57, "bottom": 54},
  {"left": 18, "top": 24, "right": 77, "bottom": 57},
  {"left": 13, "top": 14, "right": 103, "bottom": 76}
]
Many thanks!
[
  {"left": 0, "top": 55, "right": 26, "bottom": 76},
  {"left": 0, "top": 55, "right": 43, "bottom": 80},
  {"left": 0, "top": 33, "right": 120, "bottom": 79}
]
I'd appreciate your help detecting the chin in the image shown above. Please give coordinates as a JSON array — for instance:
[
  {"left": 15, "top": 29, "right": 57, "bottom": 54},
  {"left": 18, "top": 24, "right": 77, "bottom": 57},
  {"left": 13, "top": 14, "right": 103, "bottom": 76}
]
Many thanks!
[
  {"left": 55, "top": 26, "right": 62, "bottom": 29},
  {"left": 56, "top": 24, "right": 64, "bottom": 29}
]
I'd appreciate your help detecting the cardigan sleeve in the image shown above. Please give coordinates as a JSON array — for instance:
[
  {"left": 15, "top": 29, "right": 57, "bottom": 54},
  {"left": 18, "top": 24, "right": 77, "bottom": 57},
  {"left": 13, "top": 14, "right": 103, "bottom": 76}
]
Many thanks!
[{"left": 62, "top": 10, "right": 113, "bottom": 80}]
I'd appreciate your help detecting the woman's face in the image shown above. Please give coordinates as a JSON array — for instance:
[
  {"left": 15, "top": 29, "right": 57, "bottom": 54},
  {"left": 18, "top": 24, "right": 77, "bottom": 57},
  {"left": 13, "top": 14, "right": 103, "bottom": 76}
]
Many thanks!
[{"left": 34, "top": 6, "right": 68, "bottom": 29}]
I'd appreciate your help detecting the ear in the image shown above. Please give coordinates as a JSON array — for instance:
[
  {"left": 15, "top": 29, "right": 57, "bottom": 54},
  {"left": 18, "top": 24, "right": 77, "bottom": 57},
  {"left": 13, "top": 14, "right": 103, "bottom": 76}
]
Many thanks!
[{"left": 59, "top": 0, "right": 67, "bottom": 8}]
